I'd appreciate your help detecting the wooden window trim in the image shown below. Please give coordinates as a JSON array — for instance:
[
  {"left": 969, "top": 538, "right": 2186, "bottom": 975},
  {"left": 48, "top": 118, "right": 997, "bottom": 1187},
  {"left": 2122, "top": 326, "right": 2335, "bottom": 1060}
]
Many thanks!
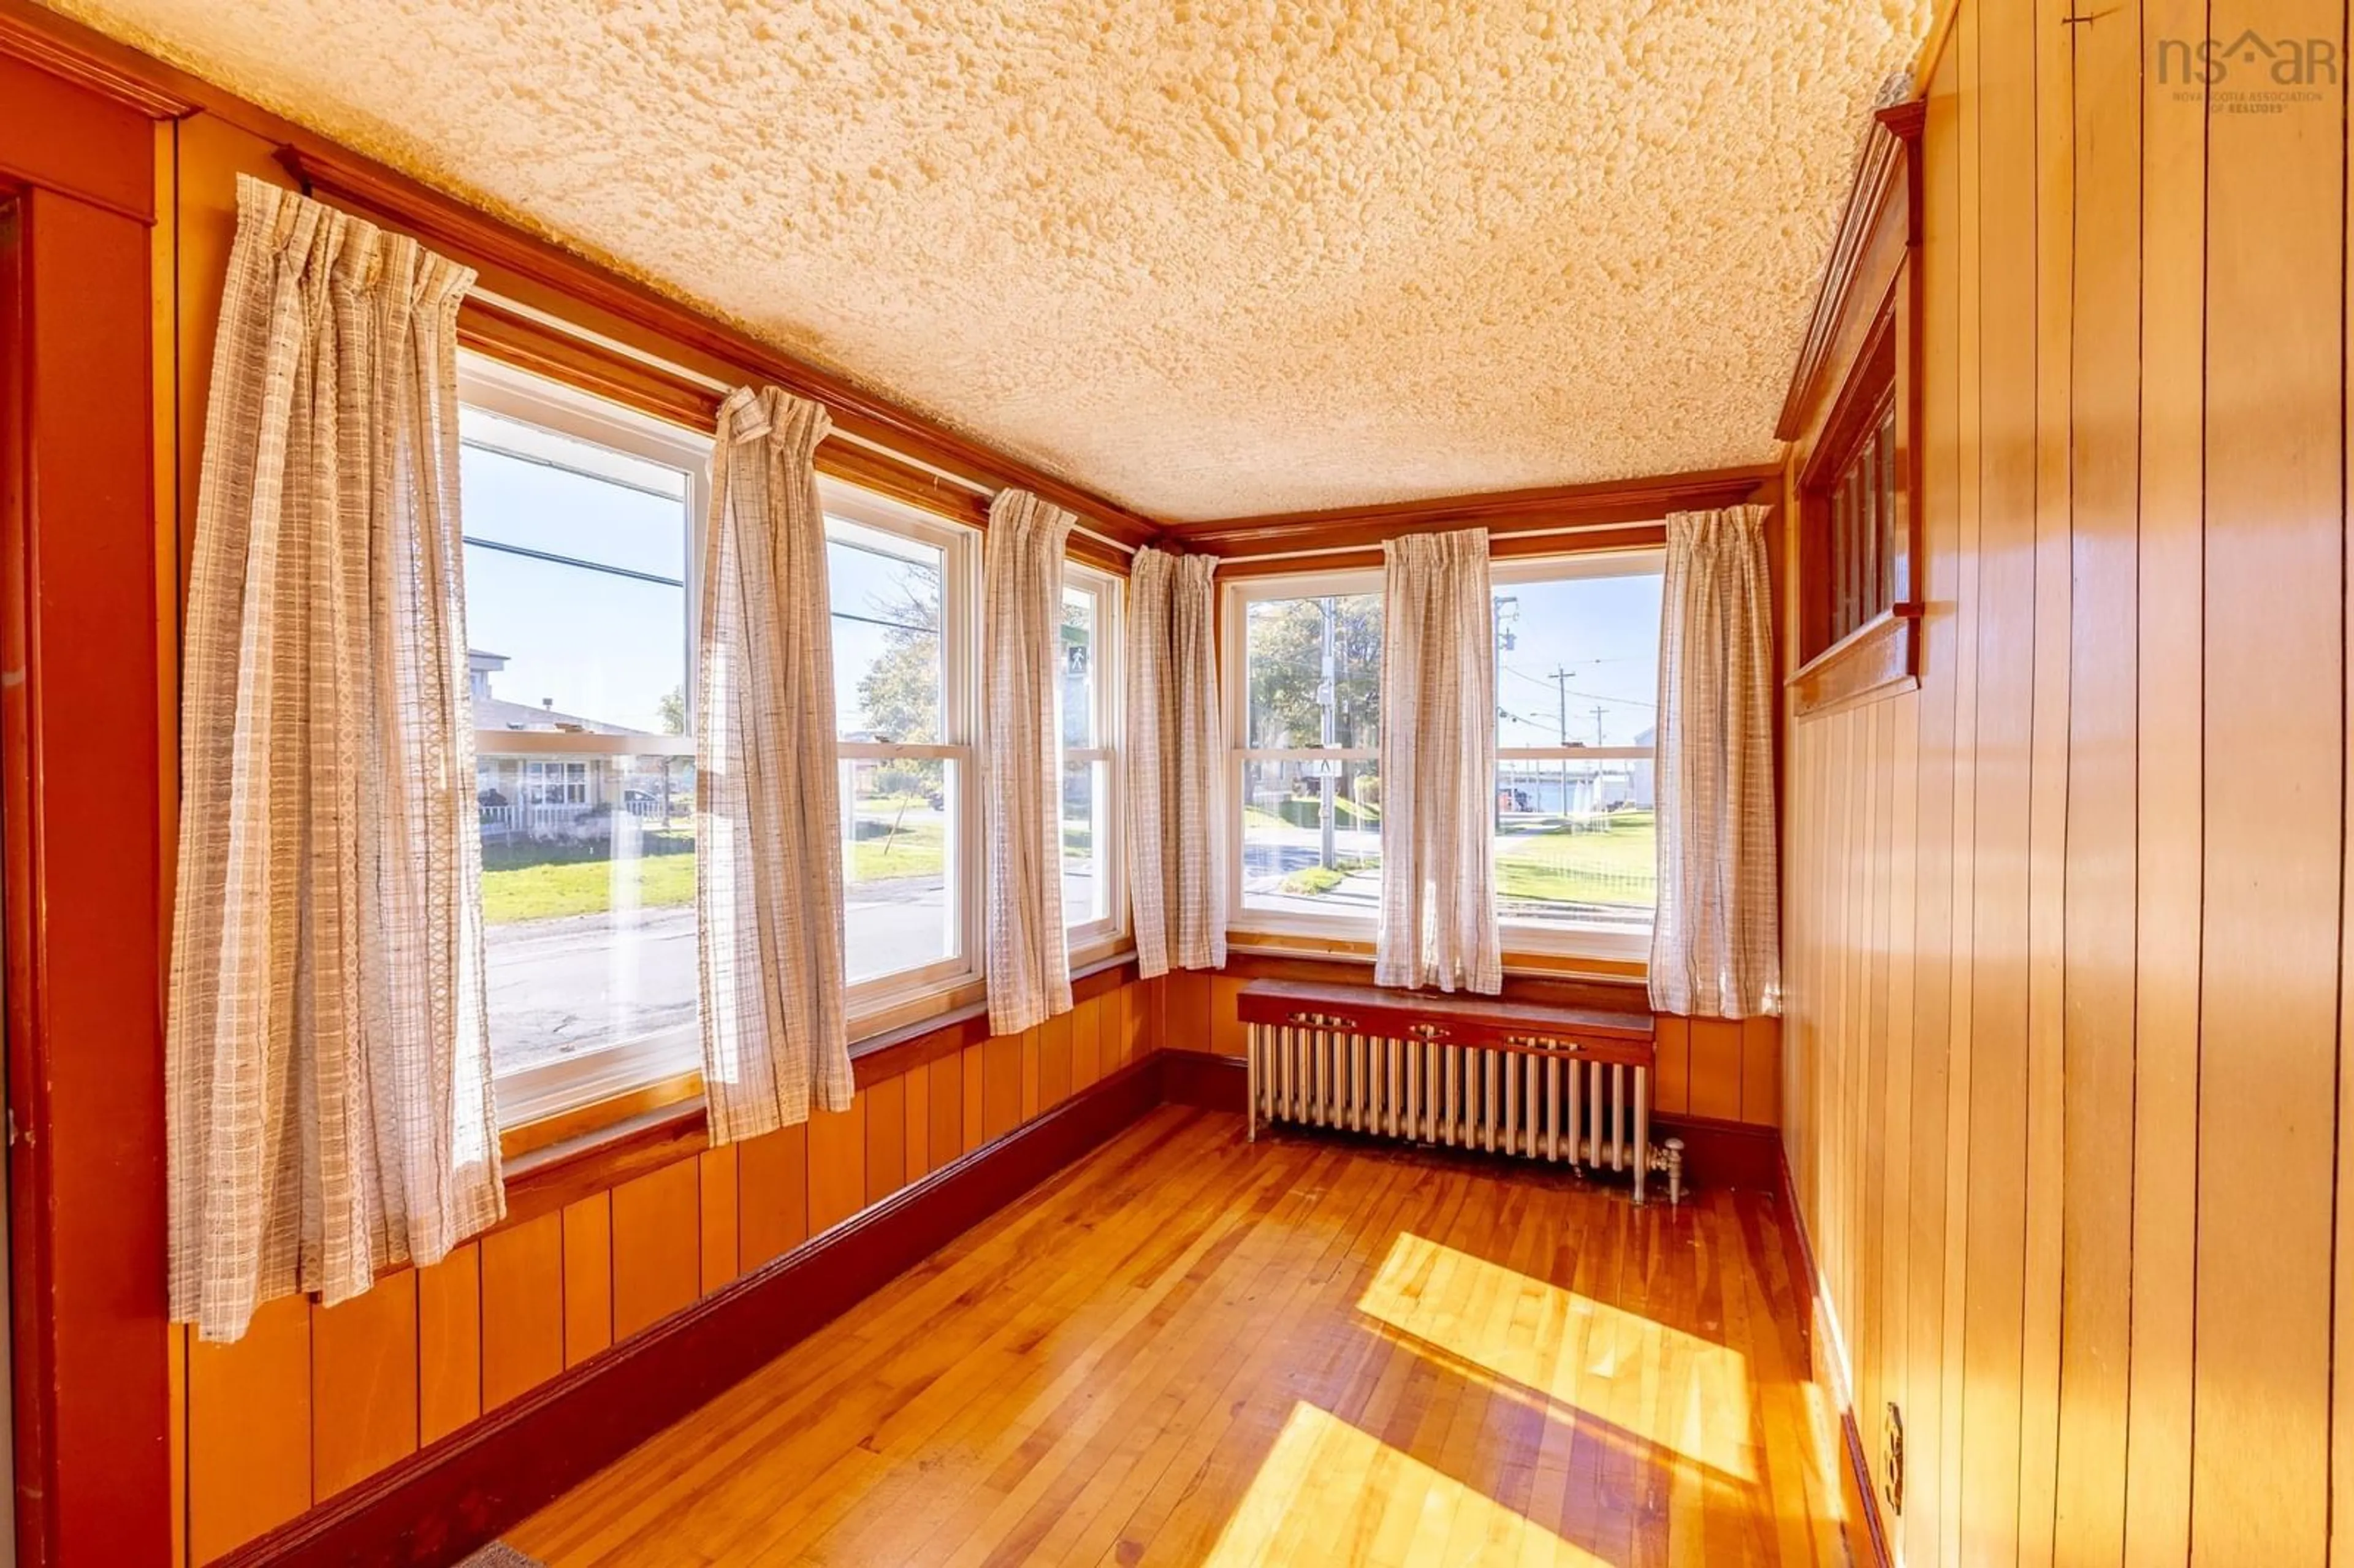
[
  {"left": 1783, "top": 100, "right": 1925, "bottom": 720},
  {"left": 495, "top": 953, "right": 1143, "bottom": 1226}
]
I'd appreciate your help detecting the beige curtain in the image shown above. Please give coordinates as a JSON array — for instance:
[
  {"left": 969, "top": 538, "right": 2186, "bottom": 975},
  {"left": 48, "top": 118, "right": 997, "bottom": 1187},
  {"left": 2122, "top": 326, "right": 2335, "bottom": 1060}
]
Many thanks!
[
  {"left": 1650, "top": 504, "right": 1781, "bottom": 1018},
  {"left": 1125, "top": 547, "right": 1225, "bottom": 976},
  {"left": 983, "top": 490, "right": 1077, "bottom": 1033},
  {"left": 698, "top": 386, "right": 854, "bottom": 1143},
  {"left": 1374, "top": 528, "right": 1503, "bottom": 994},
  {"left": 169, "top": 176, "right": 501, "bottom": 1343}
]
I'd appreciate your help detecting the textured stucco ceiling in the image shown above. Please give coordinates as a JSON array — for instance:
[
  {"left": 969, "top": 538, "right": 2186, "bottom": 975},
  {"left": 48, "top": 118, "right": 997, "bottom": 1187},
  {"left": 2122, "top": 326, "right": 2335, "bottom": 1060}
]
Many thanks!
[{"left": 48, "top": 0, "right": 1929, "bottom": 521}]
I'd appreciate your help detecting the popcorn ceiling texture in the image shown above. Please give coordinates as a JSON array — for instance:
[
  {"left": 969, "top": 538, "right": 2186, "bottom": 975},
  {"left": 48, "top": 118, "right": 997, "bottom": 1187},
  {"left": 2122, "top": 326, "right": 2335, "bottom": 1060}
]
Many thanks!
[{"left": 50, "top": 0, "right": 1930, "bottom": 520}]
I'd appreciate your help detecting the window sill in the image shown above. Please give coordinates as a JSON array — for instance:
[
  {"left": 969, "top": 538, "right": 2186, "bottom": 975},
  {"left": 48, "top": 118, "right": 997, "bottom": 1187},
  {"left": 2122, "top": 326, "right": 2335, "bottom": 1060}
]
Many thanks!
[
  {"left": 1789, "top": 605, "right": 1920, "bottom": 718},
  {"left": 1224, "top": 929, "right": 1648, "bottom": 983},
  {"left": 493, "top": 949, "right": 1145, "bottom": 1226}
]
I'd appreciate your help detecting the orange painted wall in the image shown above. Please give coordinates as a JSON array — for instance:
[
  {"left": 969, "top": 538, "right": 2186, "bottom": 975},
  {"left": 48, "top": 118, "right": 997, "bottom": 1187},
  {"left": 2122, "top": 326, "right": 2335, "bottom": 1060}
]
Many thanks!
[{"left": 1782, "top": 2, "right": 2352, "bottom": 1562}]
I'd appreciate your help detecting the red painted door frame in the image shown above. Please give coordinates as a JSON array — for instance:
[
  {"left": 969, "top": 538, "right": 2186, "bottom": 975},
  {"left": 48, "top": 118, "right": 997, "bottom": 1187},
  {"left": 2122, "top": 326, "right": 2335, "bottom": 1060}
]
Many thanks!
[{"left": 0, "top": 53, "right": 174, "bottom": 1568}]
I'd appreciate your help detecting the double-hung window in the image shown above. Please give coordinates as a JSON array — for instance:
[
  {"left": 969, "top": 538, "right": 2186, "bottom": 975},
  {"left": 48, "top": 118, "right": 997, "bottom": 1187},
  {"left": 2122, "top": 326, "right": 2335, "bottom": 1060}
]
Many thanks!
[
  {"left": 1225, "top": 551, "right": 1664, "bottom": 961},
  {"left": 1059, "top": 566, "right": 1124, "bottom": 955},
  {"left": 457, "top": 356, "right": 708, "bottom": 1129},
  {"left": 1226, "top": 571, "right": 1385, "bottom": 934},
  {"left": 1490, "top": 551, "right": 1663, "bottom": 958},
  {"left": 825, "top": 482, "right": 983, "bottom": 1026}
]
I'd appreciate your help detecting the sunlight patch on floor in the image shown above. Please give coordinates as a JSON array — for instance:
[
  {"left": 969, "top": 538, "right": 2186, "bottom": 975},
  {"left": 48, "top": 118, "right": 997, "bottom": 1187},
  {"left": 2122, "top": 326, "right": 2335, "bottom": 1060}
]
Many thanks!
[
  {"left": 1204, "top": 1401, "right": 1611, "bottom": 1567},
  {"left": 1356, "top": 1231, "right": 1758, "bottom": 1482}
]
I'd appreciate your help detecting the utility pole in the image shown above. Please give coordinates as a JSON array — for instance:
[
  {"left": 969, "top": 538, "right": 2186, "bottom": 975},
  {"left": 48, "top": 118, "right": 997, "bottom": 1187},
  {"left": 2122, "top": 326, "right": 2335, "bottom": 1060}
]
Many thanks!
[
  {"left": 1319, "top": 596, "right": 1337, "bottom": 871},
  {"left": 1593, "top": 705, "right": 1607, "bottom": 748},
  {"left": 1552, "top": 666, "right": 1572, "bottom": 746}
]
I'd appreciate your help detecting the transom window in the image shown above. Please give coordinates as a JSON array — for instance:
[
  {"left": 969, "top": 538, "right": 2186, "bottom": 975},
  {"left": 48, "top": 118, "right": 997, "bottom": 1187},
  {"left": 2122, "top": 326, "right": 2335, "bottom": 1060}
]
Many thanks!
[{"left": 458, "top": 356, "right": 706, "bottom": 1128}]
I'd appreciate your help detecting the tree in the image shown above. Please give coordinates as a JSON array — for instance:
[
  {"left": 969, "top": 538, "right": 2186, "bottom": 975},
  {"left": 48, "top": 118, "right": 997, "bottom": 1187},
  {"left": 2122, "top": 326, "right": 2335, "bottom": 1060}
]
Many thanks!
[
  {"left": 1246, "top": 595, "right": 1381, "bottom": 748},
  {"left": 657, "top": 685, "right": 687, "bottom": 735}
]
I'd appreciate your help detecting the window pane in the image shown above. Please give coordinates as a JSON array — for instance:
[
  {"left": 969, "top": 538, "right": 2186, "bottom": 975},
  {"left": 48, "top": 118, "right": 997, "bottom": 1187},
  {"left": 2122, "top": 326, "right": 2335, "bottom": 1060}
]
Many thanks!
[
  {"left": 463, "top": 483, "right": 690, "bottom": 741},
  {"left": 1238, "top": 757, "right": 1382, "bottom": 915},
  {"left": 1492, "top": 571, "right": 1662, "bottom": 750},
  {"left": 830, "top": 519, "right": 945, "bottom": 744},
  {"left": 462, "top": 409, "right": 688, "bottom": 581},
  {"left": 1494, "top": 759, "right": 1656, "bottom": 931},
  {"left": 1061, "top": 585, "right": 1095, "bottom": 749},
  {"left": 1062, "top": 758, "right": 1108, "bottom": 927},
  {"left": 477, "top": 752, "right": 698, "bottom": 1076},
  {"left": 1244, "top": 594, "right": 1381, "bottom": 750},
  {"left": 842, "top": 755, "right": 961, "bottom": 986}
]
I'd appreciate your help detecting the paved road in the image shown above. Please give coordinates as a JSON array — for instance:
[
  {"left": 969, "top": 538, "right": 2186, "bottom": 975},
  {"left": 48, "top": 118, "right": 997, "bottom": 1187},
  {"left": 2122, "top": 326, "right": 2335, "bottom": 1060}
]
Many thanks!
[{"left": 488, "top": 868, "right": 1099, "bottom": 1074}]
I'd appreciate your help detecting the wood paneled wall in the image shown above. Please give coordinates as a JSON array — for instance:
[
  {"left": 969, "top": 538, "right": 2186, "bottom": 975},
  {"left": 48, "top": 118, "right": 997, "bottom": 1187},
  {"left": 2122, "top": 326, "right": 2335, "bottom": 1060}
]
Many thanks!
[
  {"left": 1158, "top": 965, "right": 1782, "bottom": 1129},
  {"left": 180, "top": 979, "right": 1160, "bottom": 1565},
  {"left": 1781, "top": 2, "right": 2351, "bottom": 1562}
]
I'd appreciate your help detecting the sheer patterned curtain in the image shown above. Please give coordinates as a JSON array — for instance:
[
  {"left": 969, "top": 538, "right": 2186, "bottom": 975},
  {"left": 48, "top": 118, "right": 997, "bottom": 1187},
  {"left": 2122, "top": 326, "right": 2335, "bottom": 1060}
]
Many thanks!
[
  {"left": 1650, "top": 504, "right": 1781, "bottom": 1018},
  {"left": 169, "top": 175, "right": 501, "bottom": 1343},
  {"left": 1374, "top": 528, "right": 1503, "bottom": 994},
  {"left": 1125, "top": 547, "right": 1225, "bottom": 976},
  {"left": 698, "top": 386, "right": 855, "bottom": 1143},
  {"left": 983, "top": 490, "right": 1076, "bottom": 1033}
]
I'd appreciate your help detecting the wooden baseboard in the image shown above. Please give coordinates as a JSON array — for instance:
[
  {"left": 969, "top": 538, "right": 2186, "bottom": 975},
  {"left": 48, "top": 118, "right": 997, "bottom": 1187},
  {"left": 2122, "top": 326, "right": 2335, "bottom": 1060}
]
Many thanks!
[
  {"left": 1774, "top": 1138, "right": 1893, "bottom": 1568},
  {"left": 1159, "top": 1047, "right": 1246, "bottom": 1108},
  {"left": 215, "top": 1054, "right": 1167, "bottom": 1568}
]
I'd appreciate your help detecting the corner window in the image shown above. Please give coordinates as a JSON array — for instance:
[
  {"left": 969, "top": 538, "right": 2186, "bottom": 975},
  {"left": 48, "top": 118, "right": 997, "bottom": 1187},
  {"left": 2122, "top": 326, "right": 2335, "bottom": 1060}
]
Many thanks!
[
  {"left": 1061, "top": 567, "right": 1124, "bottom": 953},
  {"left": 1227, "top": 573, "right": 1385, "bottom": 931},
  {"left": 826, "top": 484, "right": 982, "bottom": 1018},
  {"left": 1491, "top": 552, "right": 1663, "bottom": 953},
  {"left": 457, "top": 356, "right": 707, "bottom": 1129}
]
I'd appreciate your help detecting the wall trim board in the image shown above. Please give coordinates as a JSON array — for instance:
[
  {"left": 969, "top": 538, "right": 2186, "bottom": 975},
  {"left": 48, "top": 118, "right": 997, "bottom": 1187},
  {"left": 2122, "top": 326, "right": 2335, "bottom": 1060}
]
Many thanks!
[
  {"left": 1776, "top": 100, "right": 1927, "bottom": 442},
  {"left": 1160, "top": 463, "right": 1778, "bottom": 558},
  {"left": 1777, "top": 1132, "right": 1893, "bottom": 1567},
  {"left": 210, "top": 1053, "right": 1170, "bottom": 1568}
]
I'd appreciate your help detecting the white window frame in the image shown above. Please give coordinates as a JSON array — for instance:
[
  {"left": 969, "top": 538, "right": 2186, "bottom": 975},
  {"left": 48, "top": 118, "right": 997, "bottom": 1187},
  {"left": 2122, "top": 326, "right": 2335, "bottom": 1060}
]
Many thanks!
[
  {"left": 1061, "top": 563, "right": 1126, "bottom": 958},
  {"left": 823, "top": 478, "right": 986, "bottom": 1031},
  {"left": 458, "top": 354, "right": 709, "bottom": 1130},
  {"left": 1223, "top": 565, "right": 1385, "bottom": 945},
  {"left": 1488, "top": 547, "right": 1664, "bottom": 962}
]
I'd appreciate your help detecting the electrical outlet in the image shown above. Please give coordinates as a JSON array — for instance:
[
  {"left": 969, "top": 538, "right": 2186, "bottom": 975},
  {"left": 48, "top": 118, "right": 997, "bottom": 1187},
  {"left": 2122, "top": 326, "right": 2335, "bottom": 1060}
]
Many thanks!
[{"left": 1882, "top": 1401, "right": 1905, "bottom": 1516}]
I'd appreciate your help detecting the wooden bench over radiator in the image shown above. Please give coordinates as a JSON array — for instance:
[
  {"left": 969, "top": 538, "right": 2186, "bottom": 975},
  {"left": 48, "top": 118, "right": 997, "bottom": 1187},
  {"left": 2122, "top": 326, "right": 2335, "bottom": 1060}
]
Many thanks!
[{"left": 1236, "top": 980, "right": 1682, "bottom": 1205}]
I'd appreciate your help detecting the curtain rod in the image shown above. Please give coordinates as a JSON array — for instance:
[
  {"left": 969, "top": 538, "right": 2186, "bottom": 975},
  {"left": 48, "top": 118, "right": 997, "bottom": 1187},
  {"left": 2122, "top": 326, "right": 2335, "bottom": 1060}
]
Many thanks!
[
  {"left": 1209, "top": 517, "right": 1663, "bottom": 569},
  {"left": 470, "top": 285, "right": 1137, "bottom": 556}
]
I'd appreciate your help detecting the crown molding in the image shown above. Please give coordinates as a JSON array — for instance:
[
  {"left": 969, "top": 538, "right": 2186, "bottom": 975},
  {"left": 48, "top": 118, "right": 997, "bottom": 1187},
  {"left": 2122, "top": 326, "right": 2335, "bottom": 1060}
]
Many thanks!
[
  {"left": 1775, "top": 100, "right": 1925, "bottom": 442},
  {"left": 1158, "top": 462, "right": 1781, "bottom": 558},
  {"left": 0, "top": 6, "right": 195, "bottom": 118}
]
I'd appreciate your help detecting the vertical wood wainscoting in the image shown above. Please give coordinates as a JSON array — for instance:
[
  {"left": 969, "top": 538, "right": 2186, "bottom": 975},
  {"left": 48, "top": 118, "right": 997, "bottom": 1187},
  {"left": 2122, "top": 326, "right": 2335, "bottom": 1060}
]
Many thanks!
[
  {"left": 1781, "top": 2, "right": 2352, "bottom": 1563},
  {"left": 182, "top": 977, "right": 1162, "bottom": 1566}
]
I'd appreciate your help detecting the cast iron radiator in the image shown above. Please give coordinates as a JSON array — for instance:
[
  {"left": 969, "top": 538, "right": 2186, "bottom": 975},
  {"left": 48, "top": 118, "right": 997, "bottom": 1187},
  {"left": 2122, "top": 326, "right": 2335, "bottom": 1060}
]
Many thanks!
[{"left": 1236, "top": 980, "right": 1681, "bottom": 1205}]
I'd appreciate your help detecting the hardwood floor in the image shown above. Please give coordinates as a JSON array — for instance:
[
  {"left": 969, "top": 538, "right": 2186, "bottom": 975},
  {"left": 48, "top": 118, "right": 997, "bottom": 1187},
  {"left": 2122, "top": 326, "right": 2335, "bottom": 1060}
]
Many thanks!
[{"left": 506, "top": 1106, "right": 1870, "bottom": 1567}]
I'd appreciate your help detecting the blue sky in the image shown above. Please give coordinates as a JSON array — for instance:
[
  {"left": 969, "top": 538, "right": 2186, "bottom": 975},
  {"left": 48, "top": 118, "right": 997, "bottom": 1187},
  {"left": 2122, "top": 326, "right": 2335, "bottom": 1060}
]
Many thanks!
[
  {"left": 1493, "top": 569, "right": 1662, "bottom": 748},
  {"left": 460, "top": 441, "right": 688, "bottom": 737}
]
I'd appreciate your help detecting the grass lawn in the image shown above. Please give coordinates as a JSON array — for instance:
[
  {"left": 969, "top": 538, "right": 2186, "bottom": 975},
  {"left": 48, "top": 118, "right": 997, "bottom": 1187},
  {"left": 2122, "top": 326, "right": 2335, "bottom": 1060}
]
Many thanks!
[
  {"left": 482, "top": 851, "right": 698, "bottom": 925},
  {"left": 1493, "top": 813, "right": 1657, "bottom": 908},
  {"left": 480, "top": 813, "right": 943, "bottom": 924},
  {"left": 852, "top": 819, "right": 944, "bottom": 880}
]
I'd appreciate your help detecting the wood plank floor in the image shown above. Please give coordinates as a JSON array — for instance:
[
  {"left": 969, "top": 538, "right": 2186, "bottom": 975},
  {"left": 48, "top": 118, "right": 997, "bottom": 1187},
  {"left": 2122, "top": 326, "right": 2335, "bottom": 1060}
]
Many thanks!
[{"left": 507, "top": 1106, "right": 1871, "bottom": 1567}]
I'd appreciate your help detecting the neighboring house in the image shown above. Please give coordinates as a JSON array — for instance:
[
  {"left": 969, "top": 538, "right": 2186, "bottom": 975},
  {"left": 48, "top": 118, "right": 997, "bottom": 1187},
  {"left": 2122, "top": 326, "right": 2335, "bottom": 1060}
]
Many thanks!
[{"left": 470, "top": 650, "right": 673, "bottom": 843}]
